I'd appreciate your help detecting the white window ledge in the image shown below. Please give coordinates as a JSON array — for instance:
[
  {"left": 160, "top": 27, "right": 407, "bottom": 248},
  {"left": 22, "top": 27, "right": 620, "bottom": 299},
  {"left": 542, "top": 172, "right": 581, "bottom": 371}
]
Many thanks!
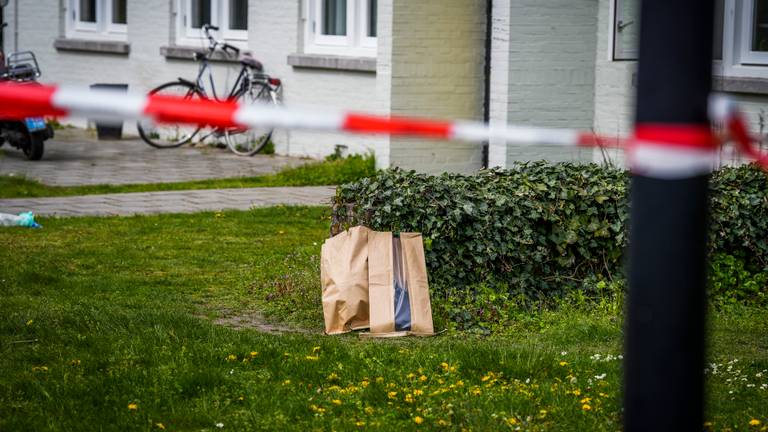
[
  {"left": 714, "top": 75, "right": 768, "bottom": 95},
  {"left": 54, "top": 38, "right": 130, "bottom": 55},
  {"left": 160, "top": 45, "right": 240, "bottom": 63},
  {"left": 287, "top": 53, "right": 376, "bottom": 73}
]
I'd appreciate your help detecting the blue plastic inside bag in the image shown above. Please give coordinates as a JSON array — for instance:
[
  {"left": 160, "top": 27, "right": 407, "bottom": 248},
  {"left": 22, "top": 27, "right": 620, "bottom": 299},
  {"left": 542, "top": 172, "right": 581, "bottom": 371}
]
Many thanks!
[{"left": 393, "top": 237, "right": 411, "bottom": 331}]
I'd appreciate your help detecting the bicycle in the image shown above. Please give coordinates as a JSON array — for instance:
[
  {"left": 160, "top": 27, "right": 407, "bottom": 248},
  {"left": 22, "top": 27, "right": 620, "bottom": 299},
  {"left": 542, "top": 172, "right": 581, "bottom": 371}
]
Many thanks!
[{"left": 137, "top": 24, "right": 282, "bottom": 156}]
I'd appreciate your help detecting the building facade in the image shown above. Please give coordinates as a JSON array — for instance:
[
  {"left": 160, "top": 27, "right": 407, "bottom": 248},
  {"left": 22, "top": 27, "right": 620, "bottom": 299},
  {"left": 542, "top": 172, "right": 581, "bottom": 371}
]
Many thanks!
[{"left": 2, "top": 0, "right": 766, "bottom": 173}]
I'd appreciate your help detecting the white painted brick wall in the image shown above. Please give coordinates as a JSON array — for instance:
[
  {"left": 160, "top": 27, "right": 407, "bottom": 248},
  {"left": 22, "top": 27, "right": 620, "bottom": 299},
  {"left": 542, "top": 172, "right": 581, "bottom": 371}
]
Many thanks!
[
  {"left": 386, "top": 0, "right": 487, "bottom": 175},
  {"left": 490, "top": 0, "right": 598, "bottom": 168}
]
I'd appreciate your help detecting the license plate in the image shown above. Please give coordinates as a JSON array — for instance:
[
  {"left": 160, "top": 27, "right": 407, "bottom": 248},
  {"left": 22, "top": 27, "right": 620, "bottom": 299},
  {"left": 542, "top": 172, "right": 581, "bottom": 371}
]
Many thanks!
[{"left": 24, "top": 118, "right": 47, "bottom": 132}]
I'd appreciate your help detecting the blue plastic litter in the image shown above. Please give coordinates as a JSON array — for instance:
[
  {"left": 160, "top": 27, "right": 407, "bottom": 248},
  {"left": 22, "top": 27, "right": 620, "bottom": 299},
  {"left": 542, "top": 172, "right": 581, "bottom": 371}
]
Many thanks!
[{"left": 0, "top": 211, "right": 42, "bottom": 228}]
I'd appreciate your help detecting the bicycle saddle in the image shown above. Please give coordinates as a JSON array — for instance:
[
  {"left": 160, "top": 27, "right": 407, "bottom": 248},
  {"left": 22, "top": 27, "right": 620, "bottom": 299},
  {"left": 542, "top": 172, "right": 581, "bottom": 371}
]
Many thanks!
[{"left": 239, "top": 53, "right": 263, "bottom": 71}]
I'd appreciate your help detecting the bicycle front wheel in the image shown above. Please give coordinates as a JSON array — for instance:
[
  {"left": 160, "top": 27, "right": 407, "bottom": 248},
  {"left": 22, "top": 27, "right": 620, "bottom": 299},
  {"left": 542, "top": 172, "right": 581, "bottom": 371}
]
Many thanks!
[
  {"left": 138, "top": 81, "right": 203, "bottom": 148},
  {"left": 225, "top": 83, "right": 275, "bottom": 156}
]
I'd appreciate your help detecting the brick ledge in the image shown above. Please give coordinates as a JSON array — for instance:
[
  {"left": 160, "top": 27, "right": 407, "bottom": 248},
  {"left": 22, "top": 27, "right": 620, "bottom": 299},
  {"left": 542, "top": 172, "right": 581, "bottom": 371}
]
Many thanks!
[
  {"left": 714, "top": 75, "right": 768, "bottom": 95},
  {"left": 160, "top": 45, "right": 240, "bottom": 63},
  {"left": 287, "top": 53, "right": 376, "bottom": 73},
  {"left": 54, "top": 38, "right": 130, "bottom": 55}
]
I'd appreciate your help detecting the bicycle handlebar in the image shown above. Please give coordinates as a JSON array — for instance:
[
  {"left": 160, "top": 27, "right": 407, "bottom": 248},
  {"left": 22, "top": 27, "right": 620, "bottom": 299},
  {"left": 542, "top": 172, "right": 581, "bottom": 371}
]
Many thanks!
[
  {"left": 201, "top": 25, "right": 240, "bottom": 57},
  {"left": 221, "top": 43, "right": 240, "bottom": 55}
]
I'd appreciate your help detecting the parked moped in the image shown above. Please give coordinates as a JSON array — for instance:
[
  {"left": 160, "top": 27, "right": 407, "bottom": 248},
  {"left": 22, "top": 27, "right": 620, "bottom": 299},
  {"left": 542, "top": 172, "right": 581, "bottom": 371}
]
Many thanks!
[{"left": 0, "top": 3, "right": 53, "bottom": 160}]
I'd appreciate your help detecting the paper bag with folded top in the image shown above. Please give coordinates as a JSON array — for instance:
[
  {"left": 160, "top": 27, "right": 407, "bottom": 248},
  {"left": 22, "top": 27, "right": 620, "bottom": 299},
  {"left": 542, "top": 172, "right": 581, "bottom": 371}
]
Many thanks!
[
  {"left": 320, "top": 226, "right": 371, "bottom": 334},
  {"left": 366, "top": 231, "right": 434, "bottom": 337}
]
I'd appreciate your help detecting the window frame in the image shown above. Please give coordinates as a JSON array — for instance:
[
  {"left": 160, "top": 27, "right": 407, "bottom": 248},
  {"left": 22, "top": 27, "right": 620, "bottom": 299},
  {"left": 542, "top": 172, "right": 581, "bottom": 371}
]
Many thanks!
[
  {"left": 221, "top": 0, "right": 249, "bottom": 41},
  {"left": 176, "top": 0, "right": 249, "bottom": 47},
  {"left": 737, "top": 0, "right": 768, "bottom": 64},
  {"left": 360, "top": 0, "right": 377, "bottom": 49},
  {"left": 67, "top": 0, "right": 127, "bottom": 41},
  {"left": 304, "top": 0, "right": 377, "bottom": 57},
  {"left": 105, "top": 0, "right": 127, "bottom": 35}
]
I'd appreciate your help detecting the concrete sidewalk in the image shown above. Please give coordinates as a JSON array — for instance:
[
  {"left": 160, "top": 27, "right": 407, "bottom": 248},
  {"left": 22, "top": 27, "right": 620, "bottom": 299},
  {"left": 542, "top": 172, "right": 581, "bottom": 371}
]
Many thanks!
[
  {"left": 0, "top": 186, "right": 336, "bottom": 217},
  {"left": 0, "top": 129, "right": 308, "bottom": 186}
]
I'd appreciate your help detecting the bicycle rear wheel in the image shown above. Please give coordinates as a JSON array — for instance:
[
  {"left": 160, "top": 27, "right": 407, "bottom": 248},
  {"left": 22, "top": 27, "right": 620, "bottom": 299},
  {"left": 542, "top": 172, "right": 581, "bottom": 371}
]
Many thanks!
[
  {"left": 138, "top": 81, "right": 203, "bottom": 148},
  {"left": 224, "top": 83, "right": 275, "bottom": 156}
]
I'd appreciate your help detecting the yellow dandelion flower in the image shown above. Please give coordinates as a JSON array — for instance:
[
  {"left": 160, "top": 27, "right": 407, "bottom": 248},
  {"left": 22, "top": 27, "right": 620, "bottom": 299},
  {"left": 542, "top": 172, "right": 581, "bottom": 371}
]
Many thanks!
[
  {"left": 365, "top": 406, "right": 375, "bottom": 415},
  {"left": 419, "top": 375, "right": 428, "bottom": 382},
  {"left": 438, "top": 419, "right": 449, "bottom": 426},
  {"left": 599, "top": 392, "right": 609, "bottom": 397},
  {"left": 356, "top": 421, "right": 366, "bottom": 427},
  {"left": 471, "top": 388, "right": 482, "bottom": 396},
  {"left": 313, "top": 346, "right": 321, "bottom": 353},
  {"left": 361, "top": 380, "right": 370, "bottom": 388},
  {"left": 505, "top": 417, "right": 519, "bottom": 425},
  {"left": 582, "top": 404, "right": 592, "bottom": 411},
  {"left": 387, "top": 391, "right": 398, "bottom": 399},
  {"left": 283, "top": 380, "right": 291, "bottom": 385},
  {"left": 414, "top": 389, "right": 424, "bottom": 396},
  {"left": 26, "top": 319, "right": 33, "bottom": 326},
  {"left": 376, "top": 377, "right": 384, "bottom": 384},
  {"left": 456, "top": 380, "right": 464, "bottom": 387},
  {"left": 238, "top": 396, "right": 245, "bottom": 401},
  {"left": 539, "top": 409, "right": 548, "bottom": 416},
  {"left": 413, "top": 416, "right": 424, "bottom": 425},
  {"left": 405, "top": 394, "right": 414, "bottom": 403},
  {"left": 226, "top": 354, "right": 237, "bottom": 362},
  {"left": 750, "top": 419, "right": 762, "bottom": 426},
  {"left": 155, "top": 423, "right": 166, "bottom": 430},
  {"left": 331, "top": 399, "right": 342, "bottom": 406},
  {"left": 305, "top": 355, "right": 319, "bottom": 361},
  {"left": 440, "top": 362, "right": 449, "bottom": 370},
  {"left": 127, "top": 403, "right": 138, "bottom": 411},
  {"left": 327, "top": 372, "right": 339, "bottom": 381},
  {"left": 407, "top": 373, "right": 415, "bottom": 379},
  {"left": 559, "top": 361, "right": 568, "bottom": 367},
  {"left": 250, "top": 351, "right": 258, "bottom": 357},
  {"left": 449, "top": 366, "right": 456, "bottom": 373},
  {"left": 580, "top": 397, "right": 592, "bottom": 404},
  {"left": 572, "top": 389, "right": 581, "bottom": 396}
]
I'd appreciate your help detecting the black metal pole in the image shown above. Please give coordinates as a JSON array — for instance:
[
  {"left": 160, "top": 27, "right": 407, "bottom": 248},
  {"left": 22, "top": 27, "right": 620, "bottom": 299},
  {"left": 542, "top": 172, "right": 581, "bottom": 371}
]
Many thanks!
[{"left": 624, "top": 1, "right": 714, "bottom": 431}]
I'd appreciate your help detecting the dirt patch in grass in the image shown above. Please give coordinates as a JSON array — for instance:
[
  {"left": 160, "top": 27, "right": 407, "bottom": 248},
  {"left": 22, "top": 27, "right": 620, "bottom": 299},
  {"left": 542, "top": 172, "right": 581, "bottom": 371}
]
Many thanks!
[{"left": 211, "top": 309, "right": 313, "bottom": 335}]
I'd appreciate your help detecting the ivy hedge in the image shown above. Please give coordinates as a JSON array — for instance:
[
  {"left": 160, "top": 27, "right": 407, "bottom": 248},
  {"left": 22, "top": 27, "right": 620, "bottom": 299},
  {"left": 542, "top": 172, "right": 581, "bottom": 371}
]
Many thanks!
[{"left": 332, "top": 162, "right": 768, "bottom": 304}]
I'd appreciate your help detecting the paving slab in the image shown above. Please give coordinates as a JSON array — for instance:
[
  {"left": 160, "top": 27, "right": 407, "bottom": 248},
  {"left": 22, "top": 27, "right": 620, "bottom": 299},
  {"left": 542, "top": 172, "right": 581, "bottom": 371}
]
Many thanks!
[
  {"left": 0, "top": 186, "right": 336, "bottom": 218},
  {"left": 0, "top": 128, "right": 310, "bottom": 186}
]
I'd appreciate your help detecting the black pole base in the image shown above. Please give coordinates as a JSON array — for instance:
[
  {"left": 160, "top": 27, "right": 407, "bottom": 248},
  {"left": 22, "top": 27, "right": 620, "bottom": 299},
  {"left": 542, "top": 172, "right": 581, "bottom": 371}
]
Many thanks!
[{"left": 624, "top": 174, "right": 709, "bottom": 432}]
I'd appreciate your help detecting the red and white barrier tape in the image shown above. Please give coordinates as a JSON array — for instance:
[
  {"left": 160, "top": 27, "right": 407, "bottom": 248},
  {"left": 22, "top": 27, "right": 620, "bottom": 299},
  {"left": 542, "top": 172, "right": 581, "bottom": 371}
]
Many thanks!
[
  {"left": 0, "top": 82, "right": 766, "bottom": 178},
  {"left": 0, "top": 82, "right": 613, "bottom": 148}
]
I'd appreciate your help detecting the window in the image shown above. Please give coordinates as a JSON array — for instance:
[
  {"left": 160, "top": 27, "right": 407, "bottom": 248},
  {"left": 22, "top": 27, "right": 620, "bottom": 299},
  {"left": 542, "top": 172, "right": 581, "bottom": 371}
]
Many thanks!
[
  {"left": 737, "top": 0, "right": 768, "bottom": 64},
  {"left": 67, "top": 0, "right": 127, "bottom": 40},
  {"left": 612, "top": 0, "right": 639, "bottom": 60},
  {"left": 304, "top": 0, "right": 377, "bottom": 57},
  {"left": 178, "top": 0, "right": 248, "bottom": 45},
  {"left": 718, "top": 0, "right": 768, "bottom": 78}
]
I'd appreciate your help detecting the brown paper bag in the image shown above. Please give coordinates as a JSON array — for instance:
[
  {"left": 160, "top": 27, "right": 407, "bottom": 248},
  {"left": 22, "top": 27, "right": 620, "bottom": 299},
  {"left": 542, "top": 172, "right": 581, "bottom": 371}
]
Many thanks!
[
  {"left": 367, "top": 231, "right": 434, "bottom": 337},
  {"left": 320, "top": 226, "right": 371, "bottom": 335}
]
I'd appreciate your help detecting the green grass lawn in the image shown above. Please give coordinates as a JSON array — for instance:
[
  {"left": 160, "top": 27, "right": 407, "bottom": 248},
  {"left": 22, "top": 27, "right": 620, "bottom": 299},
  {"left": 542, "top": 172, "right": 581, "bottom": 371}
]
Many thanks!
[
  {"left": 0, "top": 208, "right": 766, "bottom": 431},
  {"left": 0, "top": 154, "right": 374, "bottom": 199}
]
